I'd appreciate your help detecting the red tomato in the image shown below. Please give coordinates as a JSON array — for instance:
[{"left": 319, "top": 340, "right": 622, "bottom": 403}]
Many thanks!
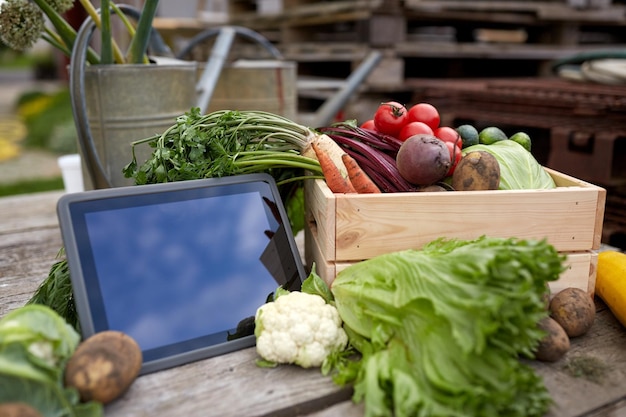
[
  {"left": 374, "top": 101, "right": 408, "bottom": 137},
  {"left": 445, "top": 141, "right": 462, "bottom": 176},
  {"left": 435, "top": 126, "right": 463, "bottom": 148},
  {"left": 360, "top": 119, "right": 377, "bottom": 131},
  {"left": 407, "top": 103, "right": 440, "bottom": 131},
  {"left": 398, "top": 121, "right": 434, "bottom": 142}
]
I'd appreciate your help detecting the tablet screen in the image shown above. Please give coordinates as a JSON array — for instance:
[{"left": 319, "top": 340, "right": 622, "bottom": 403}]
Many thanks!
[{"left": 58, "top": 175, "right": 304, "bottom": 373}]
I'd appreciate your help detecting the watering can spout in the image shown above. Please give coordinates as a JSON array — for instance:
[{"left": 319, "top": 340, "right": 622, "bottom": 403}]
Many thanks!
[
  {"left": 195, "top": 27, "right": 236, "bottom": 114},
  {"left": 311, "top": 50, "right": 382, "bottom": 128}
]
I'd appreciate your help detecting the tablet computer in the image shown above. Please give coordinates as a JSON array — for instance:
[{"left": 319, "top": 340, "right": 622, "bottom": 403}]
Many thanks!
[{"left": 57, "top": 173, "right": 305, "bottom": 374}]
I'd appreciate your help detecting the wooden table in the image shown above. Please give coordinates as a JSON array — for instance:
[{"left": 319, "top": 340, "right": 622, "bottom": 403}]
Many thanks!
[{"left": 2, "top": 190, "right": 626, "bottom": 417}]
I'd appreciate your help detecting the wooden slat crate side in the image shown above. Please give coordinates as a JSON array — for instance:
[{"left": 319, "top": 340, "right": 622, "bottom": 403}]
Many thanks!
[
  {"left": 304, "top": 178, "right": 337, "bottom": 267},
  {"left": 305, "top": 169, "right": 605, "bottom": 263},
  {"left": 544, "top": 167, "right": 607, "bottom": 250},
  {"left": 304, "top": 220, "right": 336, "bottom": 287},
  {"left": 306, "top": 225, "right": 598, "bottom": 296},
  {"left": 550, "top": 251, "right": 598, "bottom": 298},
  {"left": 332, "top": 186, "right": 600, "bottom": 258}
]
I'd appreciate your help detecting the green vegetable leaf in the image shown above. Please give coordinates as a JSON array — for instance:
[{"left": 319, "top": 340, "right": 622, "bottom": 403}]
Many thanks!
[
  {"left": 0, "top": 304, "right": 79, "bottom": 370},
  {"left": 0, "top": 305, "right": 103, "bottom": 416},
  {"left": 329, "top": 236, "right": 563, "bottom": 417},
  {"left": 273, "top": 286, "right": 292, "bottom": 300},
  {"left": 301, "top": 266, "right": 334, "bottom": 304},
  {"left": 255, "top": 359, "right": 278, "bottom": 368},
  {"left": 27, "top": 255, "right": 80, "bottom": 332}
]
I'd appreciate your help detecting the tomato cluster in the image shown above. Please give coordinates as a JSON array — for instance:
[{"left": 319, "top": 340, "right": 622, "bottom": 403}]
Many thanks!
[{"left": 361, "top": 102, "right": 462, "bottom": 176}]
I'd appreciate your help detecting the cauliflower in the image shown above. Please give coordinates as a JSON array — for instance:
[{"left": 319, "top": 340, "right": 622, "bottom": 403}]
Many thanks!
[{"left": 254, "top": 290, "right": 348, "bottom": 368}]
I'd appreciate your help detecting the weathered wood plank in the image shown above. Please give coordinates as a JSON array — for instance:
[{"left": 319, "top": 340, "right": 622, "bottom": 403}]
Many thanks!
[
  {"left": 0, "top": 190, "right": 63, "bottom": 234},
  {"left": 404, "top": 0, "right": 626, "bottom": 23},
  {"left": 0, "top": 227, "right": 64, "bottom": 317},
  {"left": 105, "top": 347, "right": 352, "bottom": 417},
  {"left": 395, "top": 41, "right": 626, "bottom": 60}
]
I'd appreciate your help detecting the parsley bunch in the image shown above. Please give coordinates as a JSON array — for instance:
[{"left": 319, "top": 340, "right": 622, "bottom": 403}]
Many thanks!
[{"left": 123, "top": 108, "right": 324, "bottom": 233}]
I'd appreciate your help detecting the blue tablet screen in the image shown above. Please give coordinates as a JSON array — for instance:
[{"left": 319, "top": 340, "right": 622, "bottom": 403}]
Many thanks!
[{"left": 64, "top": 178, "right": 303, "bottom": 366}]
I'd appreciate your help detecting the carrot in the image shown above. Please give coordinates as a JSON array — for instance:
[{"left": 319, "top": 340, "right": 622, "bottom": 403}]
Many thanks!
[
  {"left": 342, "top": 153, "right": 381, "bottom": 194},
  {"left": 312, "top": 142, "right": 356, "bottom": 194},
  {"left": 302, "top": 133, "right": 348, "bottom": 175}
]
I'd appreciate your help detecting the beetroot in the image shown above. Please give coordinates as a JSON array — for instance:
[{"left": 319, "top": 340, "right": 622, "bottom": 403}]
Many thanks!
[{"left": 396, "top": 134, "right": 451, "bottom": 186}]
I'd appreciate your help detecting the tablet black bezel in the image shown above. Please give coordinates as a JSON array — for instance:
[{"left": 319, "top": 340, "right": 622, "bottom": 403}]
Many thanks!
[{"left": 57, "top": 173, "right": 306, "bottom": 374}]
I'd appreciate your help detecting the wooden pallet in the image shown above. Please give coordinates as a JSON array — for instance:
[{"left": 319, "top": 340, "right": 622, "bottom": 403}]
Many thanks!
[
  {"left": 404, "top": 1, "right": 624, "bottom": 21},
  {"left": 408, "top": 77, "right": 626, "bottom": 114},
  {"left": 229, "top": 0, "right": 387, "bottom": 26},
  {"left": 155, "top": 0, "right": 626, "bottom": 88},
  {"left": 406, "top": 77, "right": 626, "bottom": 186}
]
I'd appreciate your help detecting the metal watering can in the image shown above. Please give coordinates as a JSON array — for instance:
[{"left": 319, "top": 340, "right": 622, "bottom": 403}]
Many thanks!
[{"left": 70, "top": 7, "right": 381, "bottom": 189}]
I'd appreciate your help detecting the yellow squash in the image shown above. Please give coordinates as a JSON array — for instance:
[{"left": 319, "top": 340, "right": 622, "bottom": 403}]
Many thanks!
[{"left": 596, "top": 251, "right": 626, "bottom": 327}]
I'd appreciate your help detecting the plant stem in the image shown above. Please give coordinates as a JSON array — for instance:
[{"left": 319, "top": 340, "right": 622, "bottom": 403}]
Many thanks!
[
  {"left": 126, "top": 0, "right": 160, "bottom": 64},
  {"left": 31, "top": 0, "right": 75, "bottom": 49},
  {"left": 78, "top": 0, "right": 125, "bottom": 64},
  {"left": 42, "top": 29, "right": 71, "bottom": 58},
  {"left": 100, "top": 0, "right": 113, "bottom": 64},
  {"left": 110, "top": 3, "right": 137, "bottom": 40}
]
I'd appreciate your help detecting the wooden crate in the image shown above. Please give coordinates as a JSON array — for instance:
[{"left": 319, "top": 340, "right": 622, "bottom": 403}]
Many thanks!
[{"left": 304, "top": 168, "right": 606, "bottom": 296}]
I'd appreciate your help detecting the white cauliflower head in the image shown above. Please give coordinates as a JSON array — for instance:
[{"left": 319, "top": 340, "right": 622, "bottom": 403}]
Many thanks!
[{"left": 255, "top": 291, "right": 348, "bottom": 368}]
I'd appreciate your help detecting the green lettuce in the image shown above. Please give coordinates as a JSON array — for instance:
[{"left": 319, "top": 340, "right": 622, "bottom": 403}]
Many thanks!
[
  {"left": 0, "top": 304, "right": 103, "bottom": 417},
  {"left": 308, "top": 236, "right": 565, "bottom": 417},
  {"left": 463, "top": 140, "right": 556, "bottom": 190}
]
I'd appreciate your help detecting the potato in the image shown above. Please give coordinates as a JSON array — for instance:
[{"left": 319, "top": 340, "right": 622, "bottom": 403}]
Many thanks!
[
  {"left": 64, "top": 330, "right": 142, "bottom": 404},
  {"left": 534, "top": 316, "right": 570, "bottom": 362},
  {"left": 417, "top": 184, "right": 449, "bottom": 192},
  {"left": 550, "top": 287, "right": 596, "bottom": 337},
  {"left": 0, "top": 403, "right": 43, "bottom": 417},
  {"left": 451, "top": 150, "right": 500, "bottom": 191}
]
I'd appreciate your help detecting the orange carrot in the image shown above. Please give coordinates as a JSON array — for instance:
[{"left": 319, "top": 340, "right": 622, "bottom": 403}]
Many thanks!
[
  {"left": 312, "top": 142, "right": 356, "bottom": 194},
  {"left": 342, "top": 153, "right": 381, "bottom": 194}
]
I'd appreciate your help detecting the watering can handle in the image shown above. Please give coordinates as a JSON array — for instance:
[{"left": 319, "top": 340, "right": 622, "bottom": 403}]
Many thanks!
[
  {"left": 69, "top": 13, "right": 111, "bottom": 189},
  {"left": 175, "top": 26, "right": 285, "bottom": 114},
  {"left": 69, "top": 5, "right": 173, "bottom": 189}
]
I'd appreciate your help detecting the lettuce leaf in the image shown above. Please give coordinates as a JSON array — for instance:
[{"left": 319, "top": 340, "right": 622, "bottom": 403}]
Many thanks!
[
  {"left": 0, "top": 305, "right": 103, "bottom": 417},
  {"left": 314, "top": 236, "right": 564, "bottom": 417},
  {"left": 463, "top": 140, "right": 556, "bottom": 190}
]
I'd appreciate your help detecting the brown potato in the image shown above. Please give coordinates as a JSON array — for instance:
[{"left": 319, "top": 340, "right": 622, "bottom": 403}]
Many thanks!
[
  {"left": 534, "top": 316, "right": 570, "bottom": 362},
  {"left": 417, "top": 184, "right": 449, "bottom": 192},
  {"left": 550, "top": 287, "right": 596, "bottom": 337},
  {"left": 0, "top": 403, "right": 43, "bottom": 417},
  {"left": 64, "top": 330, "right": 142, "bottom": 404},
  {"left": 451, "top": 151, "right": 500, "bottom": 191}
]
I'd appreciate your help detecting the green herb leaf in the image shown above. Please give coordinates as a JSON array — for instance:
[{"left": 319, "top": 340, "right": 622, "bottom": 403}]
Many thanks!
[{"left": 123, "top": 109, "right": 322, "bottom": 235}]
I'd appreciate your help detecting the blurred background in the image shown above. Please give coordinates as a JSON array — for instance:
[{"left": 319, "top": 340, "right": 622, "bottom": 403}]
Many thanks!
[{"left": 1, "top": 0, "right": 625, "bottom": 247}]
